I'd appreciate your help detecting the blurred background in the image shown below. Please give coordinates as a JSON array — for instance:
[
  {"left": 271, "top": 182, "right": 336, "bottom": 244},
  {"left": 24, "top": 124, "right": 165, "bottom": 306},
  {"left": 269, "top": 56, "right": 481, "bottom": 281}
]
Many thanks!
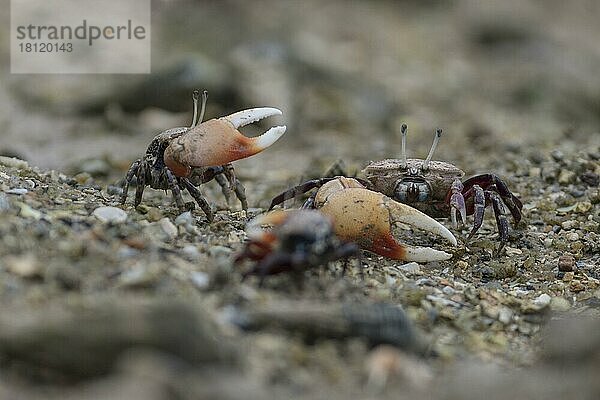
[{"left": 1, "top": 0, "right": 599, "bottom": 177}]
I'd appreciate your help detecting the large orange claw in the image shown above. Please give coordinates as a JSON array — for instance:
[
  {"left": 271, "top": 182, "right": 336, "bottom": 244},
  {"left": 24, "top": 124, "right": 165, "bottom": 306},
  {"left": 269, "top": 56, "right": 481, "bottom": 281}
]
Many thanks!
[
  {"left": 315, "top": 178, "right": 457, "bottom": 262},
  {"left": 164, "top": 108, "right": 286, "bottom": 177}
]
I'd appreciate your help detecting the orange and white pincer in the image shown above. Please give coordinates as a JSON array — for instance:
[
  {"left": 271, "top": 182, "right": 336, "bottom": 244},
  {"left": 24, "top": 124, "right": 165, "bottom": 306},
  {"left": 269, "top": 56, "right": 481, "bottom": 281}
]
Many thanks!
[
  {"left": 270, "top": 177, "right": 458, "bottom": 262},
  {"left": 164, "top": 107, "right": 286, "bottom": 177}
]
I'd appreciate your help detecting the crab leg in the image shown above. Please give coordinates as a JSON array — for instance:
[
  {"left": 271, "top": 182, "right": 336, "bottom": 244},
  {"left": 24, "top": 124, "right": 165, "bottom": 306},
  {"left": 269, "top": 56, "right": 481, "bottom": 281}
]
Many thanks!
[
  {"left": 164, "top": 108, "right": 286, "bottom": 177},
  {"left": 319, "top": 188, "right": 457, "bottom": 262}
]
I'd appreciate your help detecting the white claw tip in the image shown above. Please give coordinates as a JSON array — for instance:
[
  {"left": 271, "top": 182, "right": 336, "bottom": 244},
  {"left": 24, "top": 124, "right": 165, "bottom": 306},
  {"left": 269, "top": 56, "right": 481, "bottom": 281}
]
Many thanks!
[
  {"left": 255, "top": 126, "right": 286, "bottom": 150},
  {"left": 404, "top": 247, "right": 453, "bottom": 262},
  {"left": 223, "top": 107, "right": 283, "bottom": 129}
]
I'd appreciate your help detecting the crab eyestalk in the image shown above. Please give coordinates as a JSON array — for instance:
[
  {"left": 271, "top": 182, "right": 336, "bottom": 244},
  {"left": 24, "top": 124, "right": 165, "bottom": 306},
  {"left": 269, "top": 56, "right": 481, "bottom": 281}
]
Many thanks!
[
  {"left": 422, "top": 128, "right": 442, "bottom": 171},
  {"left": 164, "top": 107, "right": 286, "bottom": 177},
  {"left": 190, "top": 89, "right": 208, "bottom": 128},
  {"left": 400, "top": 123, "right": 408, "bottom": 169}
]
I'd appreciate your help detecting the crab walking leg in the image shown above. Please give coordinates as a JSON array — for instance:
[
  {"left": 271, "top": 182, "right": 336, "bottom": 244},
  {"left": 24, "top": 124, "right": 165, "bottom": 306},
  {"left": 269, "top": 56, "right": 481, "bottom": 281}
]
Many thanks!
[
  {"left": 120, "top": 159, "right": 141, "bottom": 204},
  {"left": 467, "top": 185, "right": 486, "bottom": 240},
  {"left": 318, "top": 188, "right": 456, "bottom": 262}
]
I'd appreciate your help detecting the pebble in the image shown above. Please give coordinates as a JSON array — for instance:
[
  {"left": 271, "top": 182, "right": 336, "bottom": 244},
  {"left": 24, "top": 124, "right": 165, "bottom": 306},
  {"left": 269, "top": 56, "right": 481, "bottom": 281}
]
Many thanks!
[
  {"left": 563, "top": 271, "right": 575, "bottom": 282},
  {"left": 442, "top": 286, "right": 455, "bottom": 295},
  {"left": 498, "top": 307, "right": 513, "bottom": 324},
  {"left": 190, "top": 271, "right": 210, "bottom": 290},
  {"left": 550, "top": 296, "right": 571, "bottom": 312},
  {"left": 569, "top": 280, "right": 585, "bottom": 292},
  {"left": 6, "top": 255, "right": 42, "bottom": 278},
  {"left": 146, "top": 207, "right": 163, "bottom": 222},
  {"left": 93, "top": 206, "right": 128, "bottom": 224},
  {"left": 6, "top": 188, "right": 28, "bottom": 195},
  {"left": 399, "top": 262, "right": 420, "bottom": 274},
  {"left": 159, "top": 218, "right": 178, "bottom": 240},
  {"left": 181, "top": 245, "right": 201, "bottom": 260},
  {"left": 561, "top": 220, "right": 577, "bottom": 230},
  {"left": 0, "top": 193, "right": 10, "bottom": 211},
  {"left": 209, "top": 245, "right": 233, "bottom": 258},
  {"left": 0, "top": 156, "right": 28, "bottom": 169},
  {"left": 118, "top": 265, "right": 160, "bottom": 288},
  {"left": 533, "top": 293, "right": 551, "bottom": 308},
  {"left": 174, "top": 211, "right": 194, "bottom": 226},
  {"left": 557, "top": 169, "right": 576, "bottom": 184},
  {"left": 558, "top": 254, "right": 576, "bottom": 272},
  {"left": 566, "top": 232, "right": 579, "bottom": 241},
  {"left": 18, "top": 203, "right": 42, "bottom": 219}
]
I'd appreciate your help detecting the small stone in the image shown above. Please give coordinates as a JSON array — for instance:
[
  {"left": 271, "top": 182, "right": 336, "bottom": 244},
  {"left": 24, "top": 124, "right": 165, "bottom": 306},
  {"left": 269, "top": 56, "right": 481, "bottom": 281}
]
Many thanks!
[
  {"left": 561, "top": 220, "right": 577, "bottom": 230},
  {"left": 159, "top": 218, "right": 178, "bottom": 240},
  {"left": 558, "top": 255, "right": 576, "bottom": 272},
  {"left": 533, "top": 293, "right": 551, "bottom": 308},
  {"left": 6, "top": 255, "right": 42, "bottom": 278},
  {"left": 569, "top": 280, "right": 585, "bottom": 292},
  {"left": 399, "top": 262, "right": 420, "bottom": 274},
  {"left": 455, "top": 260, "right": 469, "bottom": 270},
  {"left": 566, "top": 232, "right": 579, "bottom": 241},
  {"left": 18, "top": 203, "right": 42, "bottom": 219},
  {"left": 563, "top": 271, "right": 575, "bottom": 282},
  {"left": 181, "top": 245, "right": 201, "bottom": 260},
  {"left": 146, "top": 207, "right": 163, "bottom": 222},
  {"left": 118, "top": 264, "right": 160, "bottom": 288},
  {"left": 190, "top": 271, "right": 210, "bottom": 290},
  {"left": 543, "top": 238, "right": 553, "bottom": 248},
  {"left": 174, "top": 211, "right": 194, "bottom": 226},
  {"left": 575, "top": 201, "right": 592, "bottom": 213},
  {"left": 209, "top": 245, "right": 233, "bottom": 258},
  {"left": 442, "top": 286, "right": 455, "bottom": 295},
  {"left": 498, "top": 307, "right": 513, "bottom": 324},
  {"left": 557, "top": 169, "right": 576, "bottom": 184},
  {"left": 93, "top": 206, "right": 128, "bottom": 224},
  {"left": 0, "top": 193, "right": 11, "bottom": 211},
  {"left": 550, "top": 297, "right": 571, "bottom": 312},
  {"left": 6, "top": 188, "right": 28, "bottom": 195},
  {"left": 0, "top": 156, "right": 28, "bottom": 169}
]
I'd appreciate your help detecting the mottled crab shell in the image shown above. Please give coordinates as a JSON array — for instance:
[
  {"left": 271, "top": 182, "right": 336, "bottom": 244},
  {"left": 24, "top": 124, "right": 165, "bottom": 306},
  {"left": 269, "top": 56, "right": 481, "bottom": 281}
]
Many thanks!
[{"left": 362, "top": 159, "right": 465, "bottom": 217}]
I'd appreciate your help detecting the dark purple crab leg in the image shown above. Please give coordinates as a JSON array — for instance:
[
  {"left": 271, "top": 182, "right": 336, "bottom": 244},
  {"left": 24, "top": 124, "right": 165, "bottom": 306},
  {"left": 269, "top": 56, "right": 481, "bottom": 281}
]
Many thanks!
[
  {"left": 269, "top": 177, "right": 337, "bottom": 210},
  {"left": 449, "top": 179, "right": 467, "bottom": 228},
  {"left": 164, "top": 168, "right": 186, "bottom": 212},
  {"left": 462, "top": 173, "right": 523, "bottom": 224},
  {"left": 467, "top": 184, "right": 486, "bottom": 240},
  {"left": 488, "top": 191, "right": 509, "bottom": 252}
]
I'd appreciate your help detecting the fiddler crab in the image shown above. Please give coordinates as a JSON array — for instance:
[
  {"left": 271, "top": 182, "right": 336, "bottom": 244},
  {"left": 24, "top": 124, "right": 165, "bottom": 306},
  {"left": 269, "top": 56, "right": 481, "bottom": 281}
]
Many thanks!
[
  {"left": 269, "top": 177, "right": 457, "bottom": 262},
  {"left": 120, "top": 90, "right": 286, "bottom": 221},
  {"left": 235, "top": 209, "right": 361, "bottom": 282},
  {"left": 270, "top": 124, "right": 523, "bottom": 259}
]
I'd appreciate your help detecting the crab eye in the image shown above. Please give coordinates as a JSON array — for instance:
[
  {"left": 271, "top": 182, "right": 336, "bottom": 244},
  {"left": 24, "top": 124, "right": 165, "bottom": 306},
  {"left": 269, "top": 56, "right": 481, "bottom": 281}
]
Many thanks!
[{"left": 394, "top": 180, "right": 431, "bottom": 203}]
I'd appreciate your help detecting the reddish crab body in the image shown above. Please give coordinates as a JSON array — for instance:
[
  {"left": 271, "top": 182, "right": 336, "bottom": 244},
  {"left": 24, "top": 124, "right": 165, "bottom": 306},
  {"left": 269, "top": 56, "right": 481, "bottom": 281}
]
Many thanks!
[{"left": 235, "top": 209, "right": 360, "bottom": 282}]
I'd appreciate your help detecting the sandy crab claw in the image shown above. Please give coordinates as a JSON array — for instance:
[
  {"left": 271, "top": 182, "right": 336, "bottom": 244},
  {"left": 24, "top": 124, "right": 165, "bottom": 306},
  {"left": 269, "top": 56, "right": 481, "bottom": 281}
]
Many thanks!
[
  {"left": 164, "top": 107, "right": 286, "bottom": 177},
  {"left": 270, "top": 177, "right": 457, "bottom": 262}
]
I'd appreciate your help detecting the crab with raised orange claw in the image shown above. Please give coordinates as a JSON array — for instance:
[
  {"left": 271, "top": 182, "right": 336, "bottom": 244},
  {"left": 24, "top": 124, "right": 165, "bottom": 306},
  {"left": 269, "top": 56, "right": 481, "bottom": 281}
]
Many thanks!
[
  {"left": 235, "top": 209, "right": 361, "bottom": 283},
  {"left": 269, "top": 177, "right": 457, "bottom": 262},
  {"left": 120, "top": 90, "right": 286, "bottom": 221}
]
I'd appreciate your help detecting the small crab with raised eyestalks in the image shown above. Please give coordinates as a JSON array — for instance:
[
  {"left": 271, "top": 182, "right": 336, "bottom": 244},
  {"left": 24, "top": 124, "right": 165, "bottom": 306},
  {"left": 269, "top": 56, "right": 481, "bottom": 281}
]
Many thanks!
[
  {"left": 235, "top": 209, "right": 361, "bottom": 283},
  {"left": 269, "top": 177, "right": 458, "bottom": 262},
  {"left": 362, "top": 124, "right": 523, "bottom": 252},
  {"left": 120, "top": 90, "right": 286, "bottom": 221}
]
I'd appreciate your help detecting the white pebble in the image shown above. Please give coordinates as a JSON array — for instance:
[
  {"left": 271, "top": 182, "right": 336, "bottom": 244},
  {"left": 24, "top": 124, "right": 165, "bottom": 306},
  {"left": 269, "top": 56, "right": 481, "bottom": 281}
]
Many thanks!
[{"left": 93, "top": 206, "right": 128, "bottom": 224}]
